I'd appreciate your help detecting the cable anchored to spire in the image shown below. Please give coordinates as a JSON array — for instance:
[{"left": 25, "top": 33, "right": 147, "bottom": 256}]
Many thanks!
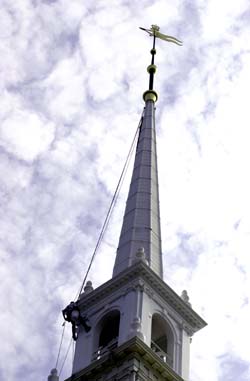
[{"left": 62, "top": 110, "right": 144, "bottom": 342}]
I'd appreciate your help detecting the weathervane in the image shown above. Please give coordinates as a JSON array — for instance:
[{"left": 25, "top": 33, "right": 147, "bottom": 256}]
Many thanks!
[{"left": 139, "top": 25, "right": 182, "bottom": 93}]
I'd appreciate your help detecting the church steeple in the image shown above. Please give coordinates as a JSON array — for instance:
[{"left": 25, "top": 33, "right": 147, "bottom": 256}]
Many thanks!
[
  {"left": 62, "top": 25, "right": 206, "bottom": 381},
  {"left": 113, "top": 25, "right": 182, "bottom": 278},
  {"left": 113, "top": 92, "right": 163, "bottom": 277}
]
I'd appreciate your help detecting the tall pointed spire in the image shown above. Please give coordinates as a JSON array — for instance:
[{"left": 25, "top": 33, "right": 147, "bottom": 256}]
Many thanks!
[
  {"left": 113, "top": 93, "right": 163, "bottom": 277},
  {"left": 113, "top": 25, "right": 167, "bottom": 278}
]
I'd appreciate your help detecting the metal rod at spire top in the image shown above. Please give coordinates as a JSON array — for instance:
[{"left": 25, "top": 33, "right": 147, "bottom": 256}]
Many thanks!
[{"left": 140, "top": 25, "right": 182, "bottom": 92}]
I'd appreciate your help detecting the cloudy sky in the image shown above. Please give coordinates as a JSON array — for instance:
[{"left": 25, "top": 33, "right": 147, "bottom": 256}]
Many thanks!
[{"left": 1, "top": 1, "right": 250, "bottom": 380}]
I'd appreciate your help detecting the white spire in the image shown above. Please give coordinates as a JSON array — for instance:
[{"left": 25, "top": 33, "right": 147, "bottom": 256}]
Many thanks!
[{"left": 113, "top": 94, "right": 163, "bottom": 277}]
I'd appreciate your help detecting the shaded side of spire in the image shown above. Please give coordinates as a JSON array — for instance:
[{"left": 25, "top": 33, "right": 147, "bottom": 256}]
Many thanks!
[{"left": 113, "top": 98, "right": 163, "bottom": 278}]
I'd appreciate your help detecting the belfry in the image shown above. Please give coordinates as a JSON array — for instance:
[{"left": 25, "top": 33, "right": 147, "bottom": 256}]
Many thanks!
[{"left": 59, "top": 25, "right": 206, "bottom": 381}]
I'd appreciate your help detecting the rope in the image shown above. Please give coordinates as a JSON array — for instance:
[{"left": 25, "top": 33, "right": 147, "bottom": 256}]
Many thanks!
[
  {"left": 72, "top": 340, "right": 75, "bottom": 370},
  {"left": 55, "top": 322, "right": 66, "bottom": 369},
  {"left": 59, "top": 337, "right": 73, "bottom": 377},
  {"left": 54, "top": 111, "right": 144, "bottom": 378},
  {"left": 76, "top": 111, "right": 144, "bottom": 299}
]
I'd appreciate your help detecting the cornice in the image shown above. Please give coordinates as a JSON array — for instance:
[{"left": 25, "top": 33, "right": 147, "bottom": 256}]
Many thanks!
[
  {"left": 65, "top": 336, "right": 184, "bottom": 381},
  {"left": 78, "top": 261, "right": 207, "bottom": 332}
]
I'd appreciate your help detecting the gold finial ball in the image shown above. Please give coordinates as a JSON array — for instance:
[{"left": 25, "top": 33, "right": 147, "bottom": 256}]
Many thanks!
[
  {"left": 143, "top": 90, "right": 158, "bottom": 102},
  {"left": 147, "top": 64, "right": 157, "bottom": 74}
]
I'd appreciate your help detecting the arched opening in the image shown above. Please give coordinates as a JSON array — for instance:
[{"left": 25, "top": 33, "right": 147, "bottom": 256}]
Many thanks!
[
  {"left": 93, "top": 310, "right": 120, "bottom": 360},
  {"left": 99, "top": 310, "right": 120, "bottom": 348},
  {"left": 151, "top": 313, "right": 174, "bottom": 367}
]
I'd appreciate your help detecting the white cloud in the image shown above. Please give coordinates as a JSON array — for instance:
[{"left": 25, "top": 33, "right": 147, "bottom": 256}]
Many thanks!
[
  {"left": 0, "top": 110, "right": 55, "bottom": 161},
  {"left": 201, "top": 0, "right": 250, "bottom": 41}
]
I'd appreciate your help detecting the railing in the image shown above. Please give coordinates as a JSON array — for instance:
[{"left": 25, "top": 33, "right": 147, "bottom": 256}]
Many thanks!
[
  {"left": 151, "top": 340, "right": 173, "bottom": 367},
  {"left": 92, "top": 337, "right": 118, "bottom": 361}
]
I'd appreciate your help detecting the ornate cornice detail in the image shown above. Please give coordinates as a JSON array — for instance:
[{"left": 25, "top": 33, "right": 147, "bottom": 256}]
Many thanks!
[
  {"left": 65, "top": 336, "right": 184, "bottom": 381},
  {"left": 144, "top": 286, "right": 155, "bottom": 299},
  {"left": 78, "top": 261, "right": 207, "bottom": 332}
]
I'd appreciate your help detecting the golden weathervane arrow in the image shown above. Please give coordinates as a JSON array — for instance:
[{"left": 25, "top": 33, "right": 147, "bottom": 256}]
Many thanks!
[
  {"left": 139, "top": 24, "right": 183, "bottom": 46},
  {"left": 139, "top": 25, "right": 182, "bottom": 93}
]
